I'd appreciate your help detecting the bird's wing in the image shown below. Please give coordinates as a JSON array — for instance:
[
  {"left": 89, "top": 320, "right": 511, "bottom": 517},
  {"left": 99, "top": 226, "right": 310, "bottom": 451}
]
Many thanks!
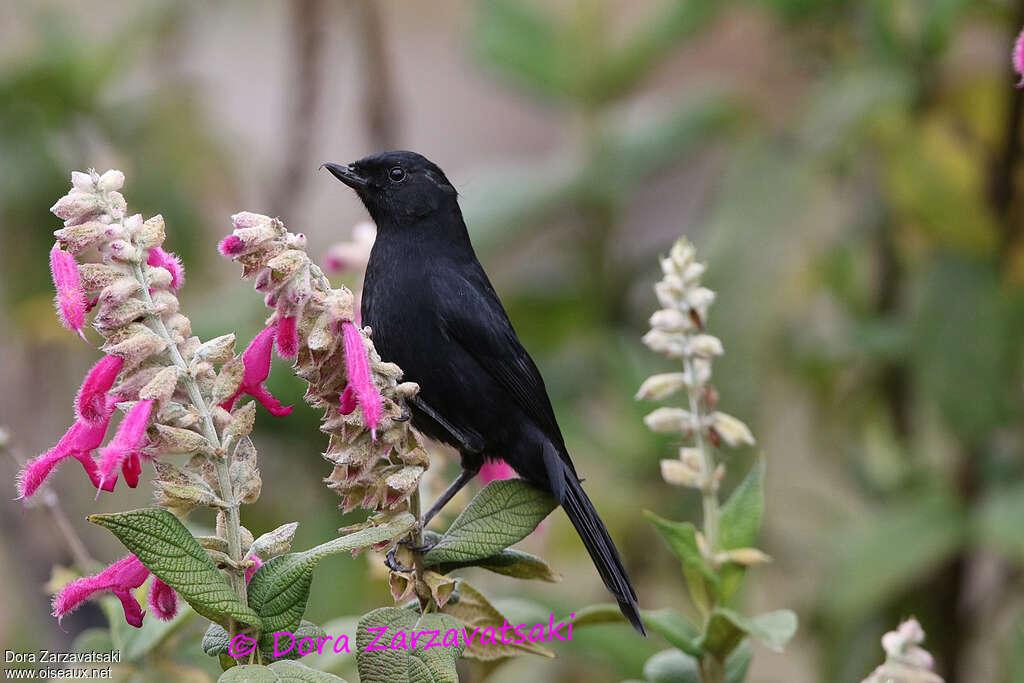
[{"left": 433, "top": 269, "right": 570, "bottom": 460}]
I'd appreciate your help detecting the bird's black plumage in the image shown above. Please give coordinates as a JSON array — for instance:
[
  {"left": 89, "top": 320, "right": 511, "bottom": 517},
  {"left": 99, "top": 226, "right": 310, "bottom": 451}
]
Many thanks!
[{"left": 325, "top": 151, "right": 645, "bottom": 635}]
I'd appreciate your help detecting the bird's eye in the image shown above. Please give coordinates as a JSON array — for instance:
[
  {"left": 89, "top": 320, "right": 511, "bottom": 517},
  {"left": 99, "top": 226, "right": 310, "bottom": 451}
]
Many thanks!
[{"left": 388, "top": 166, "right": 406, "bottom": 183}]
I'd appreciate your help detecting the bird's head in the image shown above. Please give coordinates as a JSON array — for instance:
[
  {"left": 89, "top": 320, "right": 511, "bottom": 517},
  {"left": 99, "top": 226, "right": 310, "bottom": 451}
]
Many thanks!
[{"left": 324, "top": 151, "right": 457, "bottom": 227}]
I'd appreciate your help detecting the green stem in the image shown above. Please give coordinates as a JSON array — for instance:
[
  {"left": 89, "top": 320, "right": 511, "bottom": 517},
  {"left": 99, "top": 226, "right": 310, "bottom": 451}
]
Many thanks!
[
  {"left": 682, "top": 354, "right": 718, "bottom": 558},
  {"left": 130, "top": 263, "right": 248, "bottom": 616}
]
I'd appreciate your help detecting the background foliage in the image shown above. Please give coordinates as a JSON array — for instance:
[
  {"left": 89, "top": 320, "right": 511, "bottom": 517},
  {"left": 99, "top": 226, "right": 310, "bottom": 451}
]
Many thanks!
[{"left": 1, "top": 1, "right": 1023, "bottom": 681}]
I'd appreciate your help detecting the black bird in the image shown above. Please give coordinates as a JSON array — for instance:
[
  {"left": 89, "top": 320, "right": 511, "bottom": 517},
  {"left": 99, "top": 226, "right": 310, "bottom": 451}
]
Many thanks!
[{"left": 324, "top": 151, "right": 645, "bottom": 635}]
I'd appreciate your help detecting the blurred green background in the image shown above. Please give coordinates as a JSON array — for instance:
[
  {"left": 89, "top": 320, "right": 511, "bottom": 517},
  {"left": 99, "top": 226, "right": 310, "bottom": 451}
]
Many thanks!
[{"left": 1, "top": 0, "right": 1023, "bottom": 681}]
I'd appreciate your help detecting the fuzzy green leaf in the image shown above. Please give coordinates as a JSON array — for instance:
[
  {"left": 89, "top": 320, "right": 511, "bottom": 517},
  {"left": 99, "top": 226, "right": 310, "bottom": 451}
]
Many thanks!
[
  {"left": 218, "top": 660, "right": 347, "bottom": 682},
  {"left": 88, "top": 508, "right": 260, "bottom": 629},
  {"left": 356, "top": 607, "right": 465, "bottom": 683},
  {"left": 428, "top": 547, "right": 560, "bottom": 582},
  {"left": 202, "top": 623, "right": 231, "bottom": 657},
  {"left": 701, "top": 608, "right": 797, "bottom": 659},
  {"left": 641, "top": 642, "right": 751, "bottom": 683},
  {"left": 718, "top": 461, "right": 765, "bottom": 551},
  {"left": 441, "top": 580, "right": 555, "bottom": 660},
  {"left": 644, "top": 511, "right": 717, "bottom": 583},
  {"left": 248, "top": 514, "right": 416, "bottom": 651},
  {"left": 424, "top": 479, "right": 556, "bottom": 565}
]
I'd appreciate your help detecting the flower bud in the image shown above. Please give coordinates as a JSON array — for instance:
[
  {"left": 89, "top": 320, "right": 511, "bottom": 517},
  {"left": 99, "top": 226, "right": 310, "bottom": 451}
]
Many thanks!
[
  {"left": 54, "top": 221, "right": 106, "bottom": 255},
  {"left": 51, "top": 191, "right": 102, "bottom": 225},
  {"left": 660, "top": 459, "right": 700, "bottom": 487},
  {"left": 135, "top": 215, "right": 166, "bottom": 250},
  {"left": 636, "top": 372, "right": 688, "bottom": 400},
  {"left": 194, "top": 333, "right": 237, "bottom": 364},
  {"left": 249, "top": 522, "right": 298, "bottom": 560},
  {"left": 139, "top": 366, "right": 180, "bottom": 405},
  {"left": 723, "top": 548, "right": 772, "bottom": 565},
  {"left": 78, "top": 263, "right": 128, "bottom": 291},
  {"left": 71, "top": 171, "right": 96, "bottom": 193},
  {"left": 97, "top": 170, "right": 125, "bottom": 192},
  {"left": 643, "top": 407, "right": 692, "bottom": 433},
  {"left": 688, "top": 334, "right": 724, "bottom": 358},
  {"left": 709, "top": 412, "right": 755, "bottom": 447}
]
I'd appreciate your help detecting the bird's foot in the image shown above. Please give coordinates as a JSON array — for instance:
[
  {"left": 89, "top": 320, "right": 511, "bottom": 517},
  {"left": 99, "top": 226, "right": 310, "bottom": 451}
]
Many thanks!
[
  {"left": 384, "top": 533, "right": 437, "bottom": 573},
  {"left": 385, "top": 544, "right": 414, "bottom": 573}
]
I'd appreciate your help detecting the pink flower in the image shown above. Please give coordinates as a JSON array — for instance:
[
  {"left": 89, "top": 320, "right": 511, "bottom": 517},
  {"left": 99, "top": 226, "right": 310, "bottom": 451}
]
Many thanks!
[
  {"left": 341, "top": 322, "right": 383, "bottom": 437},
  {"left": 146, "top": 247, "right": 185, "bottom": 292},
  {"left": 245, "top": 556, "right": 263, "bottom": 583},
  {"left": 49, "top": 245, "right": 88, "bottom": 341},
  {"left": 276, "top": 315, "right": 298, "bottom": 359},
  {"left": 1015, "top": 27, "right": 1024, "bottom": 87},
  {"left": 479, "top": 460, "right": 517, "bottom": 484},
  {"left": 52, "top": 555, "right": 152, "bottom": 627},
  {"left": 220, "top": 326, "right": 292, "bottom": 417},
  {"left": 148, "top": 577, "right": 179, "bottom": 621},
  {"left": 76, "top": 355, "right": 124, "bottom": 423},
  {"left": 218, "top": 234, "right": 245, "bottom": 256},
  {"left": 17, "top": 373, "right": 124, "bottom": 499},
  {"left": 97, "top": 400, "right": 154, "bottom": 492}
]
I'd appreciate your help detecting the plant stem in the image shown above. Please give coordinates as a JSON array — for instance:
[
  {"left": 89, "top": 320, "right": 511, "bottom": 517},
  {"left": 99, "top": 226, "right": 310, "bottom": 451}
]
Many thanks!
[
  {"left": 682, "top": 352, "right": 723, "bottom": 683},
  {"left": 683, "top": 355, "right": 718, "bottom": 558},
  {"left": 131, "top": 263, "right": 247, "bottom": 610},
  {"left": 409, "top": 485, "right": 430, "bottom": 609}
]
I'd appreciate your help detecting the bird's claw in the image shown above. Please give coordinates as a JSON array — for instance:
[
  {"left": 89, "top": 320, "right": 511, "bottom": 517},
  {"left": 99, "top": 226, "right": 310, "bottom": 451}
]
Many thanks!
[
  {"left": 383, "top": 534, "right": 438, "bottom": 573},
  {"left": 385, "top": 544, "right": 414, "bottom": 573}
]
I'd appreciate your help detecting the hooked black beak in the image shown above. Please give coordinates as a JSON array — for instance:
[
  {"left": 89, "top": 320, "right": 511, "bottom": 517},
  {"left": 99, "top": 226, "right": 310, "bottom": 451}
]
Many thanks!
[{"left": 323, "top": 162, "right": 369, "bottom": 190}]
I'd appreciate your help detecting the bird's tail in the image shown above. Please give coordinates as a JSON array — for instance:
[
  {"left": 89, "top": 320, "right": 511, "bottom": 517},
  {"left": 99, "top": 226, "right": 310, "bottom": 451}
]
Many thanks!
[{"left": 554, "top": 458, "right": 646, "bottom": 635}]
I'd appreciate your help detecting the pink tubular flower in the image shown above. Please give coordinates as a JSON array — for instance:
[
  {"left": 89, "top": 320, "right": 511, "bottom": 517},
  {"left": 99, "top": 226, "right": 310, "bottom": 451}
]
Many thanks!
[
  {"left": 49, "top": 244, "right": 88, "bottom": 341},
  {"left": 52, "top": 555, "right": 152, "bottom": 627},
  {"left": 146, "top": 247, "right": 185, "bottom": 292},
  {"left": 245, "top": 556, "right": 263, "bottom": 583},
  {"left": 340, "top": 322, "right": 383, "bottom": 437},
  {"left": 1015, "top": 27, "right": 1024, "bottom": 87},
  {"left": 76, "top": 355, "right": 124, "bottom": 423},
  {"left": 148, "top": 577, "right": 179, "bottom": 621},
  {"left": 97, "top": 399, "right": 154, "bottom": 491},
  {"left": 16, "top": 356, "right": 128, "bottom": 499},
  {"left": 479, "top": 460, "right": 517, "bottom": 484},
  {"left": 218, "top": 234, "right": 245, "bottom": 256},
  {"left": 276, "top": 315, "right": 298, "bottom": 359},
  {"left": 220, "top": 326, "right": 292, "bottom": 417}
]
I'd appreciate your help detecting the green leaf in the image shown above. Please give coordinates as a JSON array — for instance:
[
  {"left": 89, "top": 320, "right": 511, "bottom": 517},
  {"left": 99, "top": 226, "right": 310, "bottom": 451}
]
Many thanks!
[
  {"left": 264, "top": 621, "right": 328, "bottom": 661},
  {"left": 714, "top": 460, "right": 766, "bottom": 604},
  {"left": 203, "top": 623, "right": 231, "bottom": 657},
  {"left": 428, "top": 547, "right": 560, "bottom": 582},
  {"left": 640, "top": 642, "right": 752, "bottom": 683},
  {"left": 718, "top": 461, "right": 764, "bottom": 551},
  {"left": 642, "top": 648, "right": 699, "bottom": 683},
  {"left": 248, "top": 514, "right": 416, "bottom": 650},
  {"left": 441, "top": 580, "right": 554, "bottom": 660},
  {"left": 725, "top": 642, "right": 753, "bottom": 683},
  {"left": 88, "top": 507, "right": 260, "bottom": 630},
  {"left": 356, "top": 607, "right": 465, "bottom": 683},
  {"left": 643, "top": 511, "right": 717, "bottom": 583},
  {"left": 218, "top": 660, "right": 347, "bottom": 682},
  {"left": 572, "top": 605, "right": 703, "bottom": 657},
  {"left": 423, "top": 479, "right": 555, "bottom": 565},
  {"left": 701, "top": 608, "right": 798, "bottom": 659}
]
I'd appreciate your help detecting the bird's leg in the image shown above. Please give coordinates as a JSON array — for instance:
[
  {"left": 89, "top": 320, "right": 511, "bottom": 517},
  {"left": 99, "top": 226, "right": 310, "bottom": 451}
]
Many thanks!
[
  {"left": 385, "top": 464, "right": 481, "bottom": 572},
  {"left": 420, "top": 464, "right": 481, "bottom": 530}
]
